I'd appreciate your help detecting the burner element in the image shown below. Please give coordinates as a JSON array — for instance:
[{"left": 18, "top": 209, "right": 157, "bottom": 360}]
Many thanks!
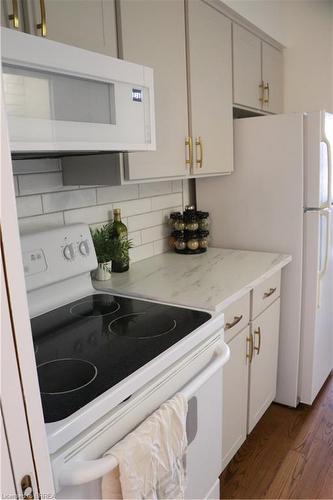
[
  {"left": 37, "top": 358, "right": 97, "bottom": 395},
  {"left": 70, "top": 295, "right": 120, "bottom": 318},
  {"left": 108, "top": 312, "right": 177, "bottom": 339}
]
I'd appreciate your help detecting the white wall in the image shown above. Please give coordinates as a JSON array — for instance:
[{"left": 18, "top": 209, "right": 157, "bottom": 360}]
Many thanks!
[
  {"left": 283, "top": 0, "right": 333, "bottom": 113},
  {"left": 224, "top": 0, "right": 333, "bottom": 113}
]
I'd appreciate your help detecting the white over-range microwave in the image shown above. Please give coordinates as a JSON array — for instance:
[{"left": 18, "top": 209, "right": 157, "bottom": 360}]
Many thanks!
[{"left": 1, "top": 28, "right": 156, "bottom": 154}]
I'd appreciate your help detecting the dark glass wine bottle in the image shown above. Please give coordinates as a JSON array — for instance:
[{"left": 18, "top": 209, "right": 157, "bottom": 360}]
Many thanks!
[{"left": 110, "top": 208, "right": 129, "bottom": 272}]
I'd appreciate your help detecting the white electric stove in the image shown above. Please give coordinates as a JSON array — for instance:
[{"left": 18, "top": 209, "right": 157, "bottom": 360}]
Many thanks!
[{"left": 21, "top": 224, "right": 229, "bottom": 499}]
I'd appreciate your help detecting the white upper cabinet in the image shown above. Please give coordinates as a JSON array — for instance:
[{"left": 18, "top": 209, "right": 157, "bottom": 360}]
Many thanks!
[
  {"left": 233, "top": 24, "right": 262, "bottom": 111},
  {"left": 3, "top": 0, "right": 117, "bottom": 56},
  {"left": 119, "top": 0, "right": 189, "bottom": 181},
  {"left": 262, "top": 41, "right": 283, "bottom": 114},
  {"left": 232, "top": 23, "right": 283, "bottom": 113},
  {"left": 187, "top": 0, "right": 233, "bottom": 175},
  {"left": 123, "top": 0, "right": 234, "bottom": 180}
]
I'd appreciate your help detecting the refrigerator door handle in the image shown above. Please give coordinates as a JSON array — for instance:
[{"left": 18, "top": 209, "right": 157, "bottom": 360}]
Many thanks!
[
  {"left": 321, "top": 135, "right": 332, "bottom": 208},
  {"left": 317, "top": 208, "right": 331, "bottom": 308}
]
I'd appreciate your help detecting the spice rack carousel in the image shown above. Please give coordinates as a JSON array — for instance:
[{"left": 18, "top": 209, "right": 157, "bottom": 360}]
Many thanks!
[{"left": 168, "top": 207, "right": 210, "bottom": 255}]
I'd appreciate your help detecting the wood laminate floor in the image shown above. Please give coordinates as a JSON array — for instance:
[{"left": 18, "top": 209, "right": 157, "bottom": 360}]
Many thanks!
[{"left": 220, "top": 373, "right": 333, "bottom": 499}]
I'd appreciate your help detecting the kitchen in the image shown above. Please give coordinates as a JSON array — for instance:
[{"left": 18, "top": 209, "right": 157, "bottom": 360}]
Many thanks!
[{"left": 1, "top": 1, "right": 332, "bottom": 499}]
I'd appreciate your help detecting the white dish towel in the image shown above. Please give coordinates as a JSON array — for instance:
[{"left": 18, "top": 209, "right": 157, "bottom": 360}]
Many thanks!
[{"left": 101, "top": 393, "right": 188, "bottom": 500}]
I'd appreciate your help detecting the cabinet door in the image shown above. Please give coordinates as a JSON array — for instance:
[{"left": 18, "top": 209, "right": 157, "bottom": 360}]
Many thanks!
[
  {"left": 262, "top": 42, "right": 283, "bottom": 114},
  {"left": 187, "top": 0, "right": 233, "bottom": 175},
  {"left": 248, "top": 299, "right": 280, "bottom": 433},
  {"left": 120, "top": 0, "right": 189, "bottom": 181},
  {"left": 233, "top": 23, "right": 262, "bottom": 110},
  {"left": 1, "top": 0, "right": 25, "bottom": 30},
  {"left": 23, "top": 0, "right": 117, "bottom": 56},
  {"left": 222, "top": 327, "right": 249, "bottom": 470}
]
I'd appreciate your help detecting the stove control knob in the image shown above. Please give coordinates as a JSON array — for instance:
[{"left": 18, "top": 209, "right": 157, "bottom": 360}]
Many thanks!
[
  {"left": 79, "top": 240, "right": 89, "bottom": 256},
  {"left": 63, "top": 243, "right": 75, "bottom": 261}
]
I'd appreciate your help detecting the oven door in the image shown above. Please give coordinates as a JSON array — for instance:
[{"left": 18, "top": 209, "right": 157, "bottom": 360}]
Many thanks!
[{"left": 52, "top": 334, "right": 229, "bottom": 500}]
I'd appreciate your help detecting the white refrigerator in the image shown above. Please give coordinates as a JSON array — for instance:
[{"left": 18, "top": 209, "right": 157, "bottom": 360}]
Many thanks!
[{"left": 196, "top": 111, "right": 332, "bottom": 408}]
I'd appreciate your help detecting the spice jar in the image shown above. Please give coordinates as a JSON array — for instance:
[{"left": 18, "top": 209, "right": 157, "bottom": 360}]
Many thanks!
[
  {"left": 173, "top": 231, "right": 186, "bottom": 251},
  {"left": 197, "top": 211, "right": 210, "bottom": 230},
  {"left": 185, "top": 214, "right": 199, "bottom": 231},
  {"left": 175, "top": 238, "right": 186, "bottom": 251},
  {"left": 198, "top": 230, "right": 209, "bottom": 249},
  {"left": 169, "top": 212, "right": 181, "bottom": 229},
  {"left": 187, "top": 233, "right": 199, "bottom": 251},
  {"left": 172, "top": 231, "right": 186, "bottom": 250},
  {"left": 174, "top": 215, "right": 186, "bottom": 231}
]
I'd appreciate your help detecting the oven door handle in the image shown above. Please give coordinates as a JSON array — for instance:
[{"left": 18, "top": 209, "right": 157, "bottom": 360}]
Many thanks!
[{"left": 58, "top": 342, "right": 230, "bottom": 488}]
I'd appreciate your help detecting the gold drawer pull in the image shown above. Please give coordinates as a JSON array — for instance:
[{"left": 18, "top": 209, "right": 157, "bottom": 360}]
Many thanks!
[
  {"left": 8, "top": 0, "right": 19, "bottom": 28},
  {"left": 246, "top": 333, "right": 254, "bottom": 363},
  {"left": 36, "top": 0, "right": 47, "bottom": 37},
  {"left": 263, "top": 287, "right": 277, "bottom": 299},
  {"left": 254, "top": 326, "right": 261, "bottom": 354},
  {"left": 195, "top": 136, "right": 203, "bottom": 168},
  {"left": 185, "top": 136, "right": 193, "bottom": 168},
  {"left": 264, "top": 82, "right": 270, "bottom": 104},
  {"left": 225, "top": 315, "right": 243, "bottom": 330},
  {"left": 259, "top": 80, "right": 264, "bottom": 103}
]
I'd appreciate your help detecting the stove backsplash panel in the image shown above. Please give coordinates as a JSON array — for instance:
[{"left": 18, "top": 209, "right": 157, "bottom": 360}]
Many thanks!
[{"left": 13, "top": 158, "right": 187, "bottom": 263}]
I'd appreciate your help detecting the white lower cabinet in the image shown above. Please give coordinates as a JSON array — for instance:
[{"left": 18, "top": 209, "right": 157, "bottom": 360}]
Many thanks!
[
  {"left": 222, "top": 326, "right": 249, "bottom": 470},
  {"left": 222, "top": 275, "right": 282, "bottom": 470},
  {"left": 248, "top": 298, "right": 281, "bottom": 433}
]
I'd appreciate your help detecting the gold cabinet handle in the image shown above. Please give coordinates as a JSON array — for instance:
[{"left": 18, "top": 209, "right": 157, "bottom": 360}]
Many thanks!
[
  {"left": 264, "top": 82, "right": 270, "bottom": 104},
  {"left": 185, "top": 136, "right": 193, "bottom": 168},
  {"left": 225, "top": 315, "right": 243, "bottom": 330},
  {"left": 246, "top": 333, "right": 254, "bottom": 363},
  {"left": 254, "top": 326, "right": 261, "bottom": 354},
  {"left": 36, "top": 0, "right": 47, "bottom": 37},
  {"left": 8, "top": 0, "right": 19, "bottom": 28},
  {"left": 195, "top": 136, "right": 203, "bottom": 168},
  {"left": 263, "top": 287, "right": 276, "bottom": 299},
  {"left": 259, "top": 80, "right": 264, "bottom": 103}
]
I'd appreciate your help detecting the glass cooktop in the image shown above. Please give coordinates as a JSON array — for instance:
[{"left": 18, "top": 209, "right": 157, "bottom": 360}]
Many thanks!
[{"left": 31, "top": 294, "right": 211, "bottom": 423}]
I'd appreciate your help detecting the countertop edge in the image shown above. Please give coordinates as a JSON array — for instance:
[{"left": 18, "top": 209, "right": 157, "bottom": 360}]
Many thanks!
[
  {"left": 94, "top": 253, "right": 292, "bottom": 314},
  {"left": 213, "top": 254, "right": 292, "bottom": 313}
]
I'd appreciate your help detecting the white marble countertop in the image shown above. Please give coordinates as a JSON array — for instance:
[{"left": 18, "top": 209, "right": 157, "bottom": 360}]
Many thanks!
[{"left": 94, "top": 248, "right": 292, "bottom": 313}]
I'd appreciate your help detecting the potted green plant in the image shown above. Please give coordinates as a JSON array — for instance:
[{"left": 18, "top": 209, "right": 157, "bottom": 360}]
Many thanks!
[
  {"left": 90, "top": 223, "right": 113, "bottom": 281},
  {"left": 91, "top": 223, "right": 134, "bottom": 279}
]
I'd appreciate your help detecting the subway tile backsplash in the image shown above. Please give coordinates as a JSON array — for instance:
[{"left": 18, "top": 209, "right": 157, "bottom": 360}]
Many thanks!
[
  {"left": 14, "top": 158, "right": 187, "bottom": 263},
  {"left": 42, "top": 188, "right": 97, "bottom": 213},
  {"left": 16, "top": 195, "right": 43, "bottom": 218}
]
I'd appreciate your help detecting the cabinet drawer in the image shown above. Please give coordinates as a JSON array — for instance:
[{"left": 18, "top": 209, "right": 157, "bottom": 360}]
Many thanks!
[
  {"left": 223, "top": 293, "right": 250, "bottom": 343},
  {"left": 252, "top": 271, "right": 281, "bottom": 319}
]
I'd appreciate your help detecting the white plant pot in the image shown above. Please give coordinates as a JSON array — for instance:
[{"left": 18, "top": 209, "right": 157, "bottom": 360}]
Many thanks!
[{"left": 92, "top": 261, "right": 112, "bottom": 281}]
